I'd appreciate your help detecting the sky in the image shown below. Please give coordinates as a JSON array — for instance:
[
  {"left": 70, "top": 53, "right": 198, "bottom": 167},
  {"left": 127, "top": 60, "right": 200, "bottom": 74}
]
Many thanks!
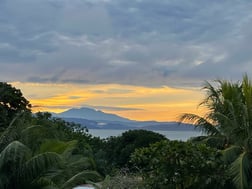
[{"left": 1, "top": 0, "right": 252, "bottom": 121}]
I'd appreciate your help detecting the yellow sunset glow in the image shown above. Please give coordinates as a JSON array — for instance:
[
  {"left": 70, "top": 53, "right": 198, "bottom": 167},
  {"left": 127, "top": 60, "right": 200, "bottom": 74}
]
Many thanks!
[{"left": 11, "top": 82, "right": 206, "bottom": 121}]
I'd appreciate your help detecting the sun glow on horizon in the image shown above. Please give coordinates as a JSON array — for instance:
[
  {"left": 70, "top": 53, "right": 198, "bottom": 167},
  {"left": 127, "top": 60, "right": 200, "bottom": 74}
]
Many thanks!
[{"left": 11, "top": 82, "right": 206, "bottom": 121}]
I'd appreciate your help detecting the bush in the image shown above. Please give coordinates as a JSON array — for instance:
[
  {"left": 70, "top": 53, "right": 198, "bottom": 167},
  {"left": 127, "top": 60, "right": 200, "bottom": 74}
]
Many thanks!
[
  {"left": 131, "top": 140, "right": 230, "bottom": 189},
  {"left": 103, "top": 129, "right": 166, "bottom": 168}
]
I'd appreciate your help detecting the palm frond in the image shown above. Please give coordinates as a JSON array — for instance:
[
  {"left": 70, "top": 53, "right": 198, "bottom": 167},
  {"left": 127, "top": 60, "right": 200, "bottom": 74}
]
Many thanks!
[
  {"left": 61, "top": 170, "right": 102, "bottom": 189},
  {"left": 179, "top": 113, "right": 220, "bottom": 135},
  {"left": 21, "top": 125, "right": 46, "bottom": 137},
  {"left": 21, "top": 152, "right": 61, "bottom": 181},
  {"left": 229, "top": 152, "right": 251, "bottom": 189},
  {"left": 214, "top": 111, "right": 239, "bottom": 136},
  {"left": 241, "top": 75, "right": 252, "bottom": 136},
  {"left": 0, "top": 141, "right": 30, "bottom": 171},
  {"left": 221, "top": 145, "right": 241, "bottom": 164},
  {"left": 0, "top": 115, "right": 23, "bottom": 151},
  {"left": 201, "top": 136, "right": 226, "bottom": 149},
  {"left": 21, "top": 125, "right": 59, "bottom": 152},
  {"left": 51, "top": 155, "right": 96, "bottom": 186},
  {"left": 67, "top": 157, "right": 96, "bottom": 171},
  {"left": 38, "top": 140, "right": 77, "bottom": 155},
  {"left": 200, "top": 80, "right": 221, "bottom": 109}
]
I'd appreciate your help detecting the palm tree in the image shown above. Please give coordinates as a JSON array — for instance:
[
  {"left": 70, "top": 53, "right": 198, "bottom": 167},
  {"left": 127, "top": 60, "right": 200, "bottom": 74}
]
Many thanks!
[
  {"left": 37, "top": 139, "right": 102, "bottom": 189},
  {"left": 0, "top": 140, "right": 61, "bottom": 189},
  {"left": 0, "top": 114, "right": 101, "bottom": 189},
  {"left": 180, "top": 75, "right": 252, "bottom": 189},
  {"left": 0, "top": 114, "right": 61, "bottom": 189}
]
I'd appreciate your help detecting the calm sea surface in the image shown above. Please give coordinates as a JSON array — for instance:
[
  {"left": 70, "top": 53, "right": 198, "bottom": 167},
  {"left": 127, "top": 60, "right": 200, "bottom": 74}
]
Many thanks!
[{"left": 88, "top": 129, "right": 203, "bottom": 141}]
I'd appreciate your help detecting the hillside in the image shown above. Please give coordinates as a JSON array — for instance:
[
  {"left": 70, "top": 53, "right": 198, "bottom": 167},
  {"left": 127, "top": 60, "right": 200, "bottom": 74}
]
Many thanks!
[{"left": 53, "top": 107, "right": 197, "bottom": 131}]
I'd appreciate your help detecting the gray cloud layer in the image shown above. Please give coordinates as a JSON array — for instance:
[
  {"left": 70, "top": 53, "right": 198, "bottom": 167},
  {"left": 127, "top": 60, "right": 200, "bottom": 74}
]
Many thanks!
[{"left": 1, "top": 0, "right": 252, "bottom": 87}]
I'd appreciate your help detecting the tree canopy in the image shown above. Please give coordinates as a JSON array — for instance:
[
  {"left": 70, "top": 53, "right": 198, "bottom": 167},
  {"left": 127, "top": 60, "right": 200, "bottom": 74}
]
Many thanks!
[
  {"left": 0, "top": 82, "right": 31, "bottom": 129},
  {"left": 131, "top": 140, "right": 229, "bottom": 189}
]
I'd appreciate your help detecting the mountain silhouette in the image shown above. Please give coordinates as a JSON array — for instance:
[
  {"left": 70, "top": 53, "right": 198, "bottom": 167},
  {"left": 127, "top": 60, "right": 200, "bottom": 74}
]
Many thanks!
[
  {"left": 52, "top": 107, "right": 197, "bottom": 131},
  {"left": 54, "top": 107, "right": 132, "bottom": 122}
]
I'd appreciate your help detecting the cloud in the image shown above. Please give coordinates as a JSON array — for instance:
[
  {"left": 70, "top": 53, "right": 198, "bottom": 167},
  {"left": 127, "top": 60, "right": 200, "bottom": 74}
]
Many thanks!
[
  {"left": 32, "top": 105, "right": 73, "bottom": 110},
  {"left": 91, "top": 88, "right": 134, "bottom": 94},
  {"left": 68, "top": 96, "right": 83, "bottom": 99},
  {"left": 1, "top": 1, "right": 252, "bottom": 88}
]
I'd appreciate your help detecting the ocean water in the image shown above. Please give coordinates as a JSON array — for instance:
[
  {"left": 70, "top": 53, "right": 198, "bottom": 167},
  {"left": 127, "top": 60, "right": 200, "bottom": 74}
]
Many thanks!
[{"left": 88, "top": 129, "right": 203, "bottom": 141}]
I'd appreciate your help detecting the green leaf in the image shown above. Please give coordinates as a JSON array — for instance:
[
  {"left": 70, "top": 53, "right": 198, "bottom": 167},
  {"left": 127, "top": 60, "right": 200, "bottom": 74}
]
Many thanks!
[
  {"left": 179, "top": 113, "right": 220, "bottom": 135},
  {"left": 229, "top": 152, "right": 251, "bottom": 189},
  {"left": 0, "top": 141, "right": 30, "bottom": 171},
  {"left": 38, "top": 140, "right": 77, "bottom": 155},
  {"left": 222, "top": 145, "right": 241, "bottom": 164},
  {"left": 61, "top": 170, "right": 102, "bottom": 189},
  {"left": 21, "top": 152, "right": 61, "bottom": 181}
]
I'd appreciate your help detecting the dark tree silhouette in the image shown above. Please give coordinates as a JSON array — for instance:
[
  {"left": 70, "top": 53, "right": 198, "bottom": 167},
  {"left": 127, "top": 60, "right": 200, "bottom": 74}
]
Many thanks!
[{"left": 0, "top": 82, "right": 31, "bottom": 129}]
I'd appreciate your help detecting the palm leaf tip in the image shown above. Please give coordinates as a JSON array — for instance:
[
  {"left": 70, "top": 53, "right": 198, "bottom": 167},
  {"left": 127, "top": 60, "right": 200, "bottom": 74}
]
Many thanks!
[
  {"left": 230, "top": 152, "right": 251, "bottom": 189},
  {"left": 61, "top": 171, "right": 102, "bottom": 189},
  {"left": 179, "top": 113, "right": 220, "bottom": 136}
]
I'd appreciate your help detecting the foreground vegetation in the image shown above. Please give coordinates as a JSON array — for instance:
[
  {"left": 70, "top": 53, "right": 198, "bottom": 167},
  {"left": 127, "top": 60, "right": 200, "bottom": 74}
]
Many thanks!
[{"left": 1, "top": 75, "right": 252, "bottom": 188}]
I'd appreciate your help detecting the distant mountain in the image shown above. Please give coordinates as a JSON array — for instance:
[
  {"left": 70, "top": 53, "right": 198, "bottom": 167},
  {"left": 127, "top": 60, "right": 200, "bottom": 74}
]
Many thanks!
[
  {"left": 53, "top": 107, "right": 197, "bottom": 131},
  {"left": 53, "top": 107, "right": 132, "bottom": 122}
]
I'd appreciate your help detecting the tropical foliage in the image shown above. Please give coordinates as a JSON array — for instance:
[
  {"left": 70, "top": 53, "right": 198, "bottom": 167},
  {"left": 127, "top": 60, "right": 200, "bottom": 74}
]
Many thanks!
[
  {"left": 2, "top": 76, "right": 252, "bottom": 189},
  {"left": 102, "top": 129, "right": 166, "bottom": 169},
  {"left": 0, "top": 86, "right": 102, "bottom": 189},
  {"left": 180, "top": 75, "right": 252, "bottom": 189},
  {"left": 131, "top": 140, "right": 230, "bottom": 189},
  {"left": 0, "top": 82, "right": 31, "bottom": 130}
]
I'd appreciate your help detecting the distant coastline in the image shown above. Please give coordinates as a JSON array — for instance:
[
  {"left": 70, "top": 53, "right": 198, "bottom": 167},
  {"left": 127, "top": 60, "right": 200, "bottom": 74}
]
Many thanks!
[{"left": 88, "top": 129, "right": 203, "bottom": 141}]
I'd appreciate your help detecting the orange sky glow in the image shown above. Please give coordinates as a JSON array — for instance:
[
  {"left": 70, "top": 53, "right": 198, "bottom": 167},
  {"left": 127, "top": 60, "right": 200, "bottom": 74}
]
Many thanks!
[{"left": 12, "top": 82, "right": 206, "bottom": 122}]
